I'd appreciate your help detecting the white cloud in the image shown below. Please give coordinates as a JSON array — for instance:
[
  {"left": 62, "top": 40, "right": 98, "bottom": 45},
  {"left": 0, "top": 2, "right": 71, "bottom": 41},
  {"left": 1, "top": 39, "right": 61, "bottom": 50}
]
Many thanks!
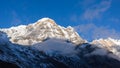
[
  {"left": 70, "top": 0, "right": 112, "bottom": 23},
  {"left": 70, "top": 14, "right": 78, "bottom": 22},
  {"left": 74, "top": 23, "right": 120, "bottom": 41},
  {"left": 11, "top": 11, "right": 22, "bottom": 26},
  {"left": 82, "top": 0, "right": 111, "bottom": 21},
  {"left": 77, "top": 0, "right": 96, "bottom": 10},
  {"left": 72, "top": 0, "right": 120, "bottom": 41},
  {"left": 33, "top": 38, "right": 76, "bottom": 56},
  {"left": 110, "top": 18, "right": 120, "bottom": 23}
]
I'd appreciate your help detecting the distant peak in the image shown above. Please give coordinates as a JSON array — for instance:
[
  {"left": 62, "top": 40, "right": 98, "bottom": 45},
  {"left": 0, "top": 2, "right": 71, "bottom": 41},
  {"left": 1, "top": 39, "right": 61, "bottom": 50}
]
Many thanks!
[{"left": 37, "top": 17, "right": 56, "bottom": 25}]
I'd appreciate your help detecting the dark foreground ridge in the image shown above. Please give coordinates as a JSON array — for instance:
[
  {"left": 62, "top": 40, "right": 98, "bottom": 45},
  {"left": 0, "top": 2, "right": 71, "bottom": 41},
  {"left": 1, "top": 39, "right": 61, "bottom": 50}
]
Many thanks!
[
  {"left": 0, "top": 60, "right": 19, "bottom": 68},
  {"left": 0, "top": 31, "right": 120, "bottom": 68}
]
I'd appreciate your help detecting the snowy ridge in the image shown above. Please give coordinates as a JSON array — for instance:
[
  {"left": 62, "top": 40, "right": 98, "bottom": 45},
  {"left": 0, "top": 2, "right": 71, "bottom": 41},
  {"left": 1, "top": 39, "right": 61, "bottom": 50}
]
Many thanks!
[
  {"left": 92, "top": 38, "right": 120, "bottom": 60},
  {"left": 0, "top": 18, "right": 86, "bottom": 45},
  {"left": 92, "top": 38, "right": 120, "bottom": 47}
]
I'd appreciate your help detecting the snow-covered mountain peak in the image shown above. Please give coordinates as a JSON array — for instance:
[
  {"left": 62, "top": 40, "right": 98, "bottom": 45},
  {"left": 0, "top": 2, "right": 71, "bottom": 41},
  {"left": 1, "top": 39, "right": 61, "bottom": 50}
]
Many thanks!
[
  {"left": 37, "top": 18, "right": 56, "bottom": 24},
  {"left": 35, "top": 18, "right": 57, "bottom": 27},
  {"left": 0, "top": 18, "right": 86, "bottom": 45}
]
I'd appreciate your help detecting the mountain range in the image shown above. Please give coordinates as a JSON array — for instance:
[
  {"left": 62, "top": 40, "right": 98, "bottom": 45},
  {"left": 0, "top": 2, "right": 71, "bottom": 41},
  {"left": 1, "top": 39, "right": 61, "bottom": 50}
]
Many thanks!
[{"left": 0, "top": 18, "right": 120, "bottom": 68}]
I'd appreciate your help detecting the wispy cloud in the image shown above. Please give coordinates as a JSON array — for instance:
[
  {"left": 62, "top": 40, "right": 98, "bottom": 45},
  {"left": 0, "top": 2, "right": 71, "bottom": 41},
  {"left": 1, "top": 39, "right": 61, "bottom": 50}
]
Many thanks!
[
  {"left": 71, "top": 0, "right": 119, "bottom": 41},
  {"left": 78, "top": 0, "right": 96, "bottom": 9},
  {"left": 109, "top": 18, "right": 120, "bottom": 23},
  {"left": 11, "top": 11, "right": 22, "bottom": 26},
  {"left": 70, "top": 0, "right": 112, "bottom": 23},
  {"left": 74, "top": 23, "right": 120, "bottom": 41},
  {"left": 70, "top": 14, "right": 78, "bottom": 22},
  {"left": 82, "top": 0, "right": 112, "bottom": 21}
]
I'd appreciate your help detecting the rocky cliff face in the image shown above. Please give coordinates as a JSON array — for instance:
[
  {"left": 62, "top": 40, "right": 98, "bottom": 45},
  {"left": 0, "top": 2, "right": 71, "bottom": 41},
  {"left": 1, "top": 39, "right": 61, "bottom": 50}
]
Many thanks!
[{"left": 0, "top": 60, "right": 19, "bottom": 68}]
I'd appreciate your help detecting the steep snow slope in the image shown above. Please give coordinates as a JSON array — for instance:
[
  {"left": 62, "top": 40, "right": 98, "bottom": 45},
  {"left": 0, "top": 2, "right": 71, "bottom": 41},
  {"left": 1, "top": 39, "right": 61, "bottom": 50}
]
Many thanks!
[{"left": 0, "top": 18, "right": 86, "bottom": 45}]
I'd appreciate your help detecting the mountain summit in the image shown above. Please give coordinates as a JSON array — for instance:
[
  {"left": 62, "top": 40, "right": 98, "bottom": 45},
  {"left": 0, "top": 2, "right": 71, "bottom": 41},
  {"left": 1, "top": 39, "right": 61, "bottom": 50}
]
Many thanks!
[
  {"left": 37, "top": 18, "right": 56, "bottom": 25},
  {"left": 0, "top": 18, "right": 86, "bottom": 45}
]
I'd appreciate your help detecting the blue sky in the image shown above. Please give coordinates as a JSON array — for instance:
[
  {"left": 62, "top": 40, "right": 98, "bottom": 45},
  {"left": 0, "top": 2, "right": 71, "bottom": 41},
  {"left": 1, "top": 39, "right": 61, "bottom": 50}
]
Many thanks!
[{"left": 0, "top": 0, "right": 120, "bottom": 41}]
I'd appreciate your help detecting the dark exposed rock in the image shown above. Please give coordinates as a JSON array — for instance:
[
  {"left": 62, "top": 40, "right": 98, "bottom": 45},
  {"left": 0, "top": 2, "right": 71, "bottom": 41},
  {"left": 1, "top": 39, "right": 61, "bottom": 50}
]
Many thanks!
[
  {"left": 0, "top": 60, "right": 19, "bottom": 68},
  {"left": 0, "top": 31, "right": 120, "bottom": 68}
]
